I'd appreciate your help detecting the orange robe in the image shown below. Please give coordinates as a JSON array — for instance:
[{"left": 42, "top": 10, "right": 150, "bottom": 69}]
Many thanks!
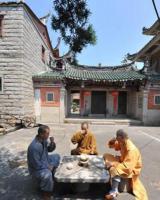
[
  {"left": 104, "top": 139, "right": 148, "bottom": 200},
  {"left": 71, "top": 130, "right": 98, "bottom": 155}
]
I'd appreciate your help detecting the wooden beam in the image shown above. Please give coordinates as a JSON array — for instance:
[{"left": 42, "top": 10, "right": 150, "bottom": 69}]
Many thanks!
[{"left": 150, "top": 45, "right": 160, "bottom": 55}]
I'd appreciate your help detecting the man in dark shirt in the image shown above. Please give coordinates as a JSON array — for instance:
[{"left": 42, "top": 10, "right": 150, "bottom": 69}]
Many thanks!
[{"left": 27, "top": 125, "right": 60, "bottom": 200}]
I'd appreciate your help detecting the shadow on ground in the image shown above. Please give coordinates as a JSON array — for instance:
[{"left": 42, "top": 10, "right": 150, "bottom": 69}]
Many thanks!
[
  {"left": 0, "top": 147, "right": 110, "bottom": 200},
  {"left": 0, "top": 147, "right": 41, "bottom": 200}
]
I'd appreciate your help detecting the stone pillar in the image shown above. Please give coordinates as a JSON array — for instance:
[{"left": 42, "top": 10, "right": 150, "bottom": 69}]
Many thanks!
[
  {"left": 80, "top": 90, "right": 84, "bottom": 116},
  {"left": 66, "top": 90, "right": 71, "bottom": 117},
  {"left": 142, "top": 89, "right": 149, "bottom": 125},
  {"left": 59, "top": 86, "right": 66, "bottom": 123}
]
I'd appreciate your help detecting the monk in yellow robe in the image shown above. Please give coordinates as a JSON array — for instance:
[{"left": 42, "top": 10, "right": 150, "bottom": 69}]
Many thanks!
[
  {"left": 71, "top": 122, "right": 98, "bottom": 155},
  {"left": 103, "top": 129, "right": 148, "bottom": 200}
]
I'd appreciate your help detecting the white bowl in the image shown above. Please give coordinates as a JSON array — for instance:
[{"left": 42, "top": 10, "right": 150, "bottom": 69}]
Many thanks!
[{"left": 80, "top": 154, "right": 88, "bottom": 162}]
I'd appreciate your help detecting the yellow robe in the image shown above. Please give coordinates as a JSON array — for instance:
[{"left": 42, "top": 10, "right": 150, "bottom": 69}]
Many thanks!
[
  {"left": 104, "top": 139, "right": 148, "bottom": 200},
  {"left": 71, "top": 130, "right": 98, "bottom": 155}
]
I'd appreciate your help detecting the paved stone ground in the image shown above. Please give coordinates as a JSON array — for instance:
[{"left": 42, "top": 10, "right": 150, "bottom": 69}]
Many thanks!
[{"left": 0, "top": 124, "right": 160, "bottom": 200}]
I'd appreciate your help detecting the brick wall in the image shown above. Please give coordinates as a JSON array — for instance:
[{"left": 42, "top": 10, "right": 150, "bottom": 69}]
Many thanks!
[
  {"left": 148, "top": 90, "right": 160, "bottom": 110},
  {"left": 40, "top": 87, "right": 60, "bottom": 107}
]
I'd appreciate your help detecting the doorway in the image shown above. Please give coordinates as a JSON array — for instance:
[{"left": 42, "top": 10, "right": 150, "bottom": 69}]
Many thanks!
[
  {"left": 91, "top": 91, "right": 106, "bottom": 114},
  {"left": 70, "top": 91, "right": 80, "bottom": 114},
  {"left": 118, "top": 91, "right": 127, "bottom": 115}
]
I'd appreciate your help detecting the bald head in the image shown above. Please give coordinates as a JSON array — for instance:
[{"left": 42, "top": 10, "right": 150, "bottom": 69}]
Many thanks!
[
  {"left": 81, "top": 121, "right": 89, "bottom": 135},
  {"left": 81, "top": 121, "right": 89, "bottom": 129},
  {"left": 116, "top": 129, "right": 128, "bottom": 142}
]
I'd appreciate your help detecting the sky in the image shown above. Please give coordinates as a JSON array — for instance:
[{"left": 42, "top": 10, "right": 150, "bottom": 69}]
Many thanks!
[{"left": 17, "top": 0, "right": 160, "bottom": 66}]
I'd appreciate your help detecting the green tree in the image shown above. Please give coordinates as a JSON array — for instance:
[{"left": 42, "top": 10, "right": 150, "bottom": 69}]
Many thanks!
[{"left": 52, "top": 0, "right": 96, "bottom": 59}]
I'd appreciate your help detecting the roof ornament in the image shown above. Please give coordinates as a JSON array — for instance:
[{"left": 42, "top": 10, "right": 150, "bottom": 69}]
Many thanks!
[
  {"left": 17, "top": 0, "right": 25, "bottom": 2},
  {"left": 54, "top": 50, "right": 73, "bottom": 61},
  {"left": 61, "top": 50, "right": 73, "bottom": 70},
  {"left": 63, "top": 50, "right": 73, "bottom": 60},
  {"left": 98, "top": 63, "right": 102, "bottom": 67},
  {"left": 142, "top": 27, "right": 148, "bottom": 33},
  {"left": 40, "top": 13, "right": 50, "bottom": 25},
  {"left": 52, "top": 50, "right": 73, "bottom": 71},
  {"left": 54, "top": 37, "right": 61, "bottom": 50}
]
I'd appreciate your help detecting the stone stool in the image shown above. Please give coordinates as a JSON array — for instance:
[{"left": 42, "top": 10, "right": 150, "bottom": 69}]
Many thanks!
[{"left": 71, "top": 183, "right": 90, "bottom": 193}]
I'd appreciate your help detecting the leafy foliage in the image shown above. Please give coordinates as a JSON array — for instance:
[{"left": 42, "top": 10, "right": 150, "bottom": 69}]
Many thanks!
[{"left": 52, "top": 0, "right": 96, "bottom": 55}]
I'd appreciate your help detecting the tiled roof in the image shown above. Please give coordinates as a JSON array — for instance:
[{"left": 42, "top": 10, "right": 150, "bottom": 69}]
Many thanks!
[
  {"left": 33, "top": 71, "right": 64, "bottom": 80},
  {"left": 33, "top": 65, "right": 146, "bottom": 82}
]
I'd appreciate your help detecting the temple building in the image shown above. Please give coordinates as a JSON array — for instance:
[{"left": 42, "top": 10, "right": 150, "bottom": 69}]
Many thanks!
[
  {"left": 127, "top": 20, "right": 160, "bottom": 125},
  {"left": 33, "top": 64, "right": 146, "bottom": 124},
  {"left": 0, "top": 1, "right": 160, "bottom": 126}
]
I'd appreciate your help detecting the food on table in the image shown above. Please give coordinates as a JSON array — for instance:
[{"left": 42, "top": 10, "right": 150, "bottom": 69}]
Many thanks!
[{"left": 66, "top": 163, "right": 74, "bottom": 170}]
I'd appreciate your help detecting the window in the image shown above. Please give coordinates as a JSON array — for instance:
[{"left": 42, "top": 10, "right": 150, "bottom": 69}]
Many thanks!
[
  {"left": 0, "top": 15, "right": 4, "bottom": 37},
  {"left": 46, "top": 92, "right": 54, "bottom": 102},
  {"left": 154, "top": 95, "right": 160, "bottom": 105},
  {"left": 0, "top": 77, "right": 3, "bottom": 92},
  {"left": 42, "top": 46, "right": 46, "bottom": 63}
]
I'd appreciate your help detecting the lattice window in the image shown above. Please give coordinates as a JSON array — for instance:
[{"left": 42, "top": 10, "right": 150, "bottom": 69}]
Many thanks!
[{"left": 46, "top": 92, "right": 54, "bottom": 102}]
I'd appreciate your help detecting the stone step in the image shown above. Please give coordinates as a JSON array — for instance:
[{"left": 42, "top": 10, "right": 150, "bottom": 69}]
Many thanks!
[{"left": 64, "top": 118, "right": 142, "bottom": 126}]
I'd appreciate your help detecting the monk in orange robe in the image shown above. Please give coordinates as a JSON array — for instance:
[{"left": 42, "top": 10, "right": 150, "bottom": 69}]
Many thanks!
[
  {"left": 103, "top": 129, "right": 148, "bottom": 200},
  {"left": 71, "top": 122, "right": 98, "bottom": 155}
]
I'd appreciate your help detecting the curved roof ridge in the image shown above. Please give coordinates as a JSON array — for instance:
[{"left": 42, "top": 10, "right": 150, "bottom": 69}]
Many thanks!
[
  {"left": 33, "top": 64, "right": 146, "bottom": 82},
  {"left": 69, "top": 63, "right": 134, "bottom": 71}
]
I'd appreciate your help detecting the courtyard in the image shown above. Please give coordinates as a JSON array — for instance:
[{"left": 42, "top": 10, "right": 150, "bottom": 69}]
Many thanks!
[{"left": 0, "top": 124, "right": 160, "bottom": 200}]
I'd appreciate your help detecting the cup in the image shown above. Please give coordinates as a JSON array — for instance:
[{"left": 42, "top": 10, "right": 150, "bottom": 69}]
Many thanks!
[{"left": 50, "top": 136, "right": 54, "bottom": 143}]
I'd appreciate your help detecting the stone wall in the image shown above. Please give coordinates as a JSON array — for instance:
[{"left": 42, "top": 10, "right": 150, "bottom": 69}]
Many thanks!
[
  {"left": 127, "top": 91, "right": 138, "bottom": 118},
  {"left": 107, "top": 92, "right": 114, "bottom": 116},
  {"left": 36, "top": 85, "right": 65, "bottom": 123},
  {"left": 142, "top": 88, "right": 160, "bottom": 125},
  {"left": 0, "top": 3, "right": 54, "bottom": 125},
  {"left": 41, "top": 107, "right": 60, "bottom": 123},
  {"left": 22, "top": 6, "right": 52, "bottom": 116},
  {"left": 0, "top": 5, "right": 24, "bottom": 123},
  {"left": 135, "top": 92, "right": 143, "bottom": 120}
]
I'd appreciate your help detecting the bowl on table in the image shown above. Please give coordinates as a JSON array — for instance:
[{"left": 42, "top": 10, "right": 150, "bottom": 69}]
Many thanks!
[{"left": 79, "top": 154, "right": 89, "bottom": 166}]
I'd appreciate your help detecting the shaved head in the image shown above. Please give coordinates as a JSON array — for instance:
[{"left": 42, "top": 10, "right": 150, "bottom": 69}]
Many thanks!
[
  {"left": 116, "top": 129, "right": 128, "bottom": 140},
  {"left": 81, "top": 121, "right": 89, "bottom": 130}
]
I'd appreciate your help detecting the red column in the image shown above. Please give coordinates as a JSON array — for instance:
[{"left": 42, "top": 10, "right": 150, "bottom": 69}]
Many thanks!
[
  {"left": 111, "top": 91, "right": 119, "bottom": 115},
  {"left": 80, "top": 91, "right": 91, "bottom": 115}
]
